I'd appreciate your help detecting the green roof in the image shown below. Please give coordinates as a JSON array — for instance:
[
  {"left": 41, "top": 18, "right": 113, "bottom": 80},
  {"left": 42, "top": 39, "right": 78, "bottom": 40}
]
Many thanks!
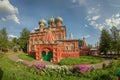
[
  {"left": 55, "top": 16, "right": 63, "bottom": 22},
  {"left": 48, "top": 17, "right": 55, "bottom": 24},
  {"left": 39, "top": 19, "right": 46, "bottom": 25}
]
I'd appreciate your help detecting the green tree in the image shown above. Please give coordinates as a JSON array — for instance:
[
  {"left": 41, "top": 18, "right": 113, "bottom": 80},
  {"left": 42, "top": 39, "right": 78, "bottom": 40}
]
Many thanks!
[
  {"left": 110, "top": 26, "right": 120, "bottom": 54},
  {"left": 78, "top": 39, "right": 83, "bottom": 48},
  {"left": 0, "top": 28, "right": 8, "bottom": 51},
  {"left": 99, "top": 28, "right": 111, "bottom": 55},
  {"left": 18, "top": 28, "right": 30, "bottom": 52}
]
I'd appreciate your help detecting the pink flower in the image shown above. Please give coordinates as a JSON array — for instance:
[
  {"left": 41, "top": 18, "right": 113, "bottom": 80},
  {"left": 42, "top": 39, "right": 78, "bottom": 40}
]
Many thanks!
[{"left": 71, "top": 64, "right": 91, "bottom": 73}]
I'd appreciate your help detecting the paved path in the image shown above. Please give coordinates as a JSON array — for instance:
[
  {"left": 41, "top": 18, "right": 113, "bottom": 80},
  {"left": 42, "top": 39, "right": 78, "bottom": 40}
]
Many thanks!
[
  {"left": 87, "top": 60, "right": 111, "bottom": 69},
  {"left": 8, "top": 53, "right": 112, "bottom": 69},
  {"left": 8, "top": 53, "right": 55, "bottom": 65}
]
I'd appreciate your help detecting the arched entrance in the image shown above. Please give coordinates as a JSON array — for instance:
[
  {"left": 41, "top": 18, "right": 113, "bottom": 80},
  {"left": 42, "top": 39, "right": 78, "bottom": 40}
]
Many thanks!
[{"left": 41, "top": 51, "right": 53, "bottom": 61}]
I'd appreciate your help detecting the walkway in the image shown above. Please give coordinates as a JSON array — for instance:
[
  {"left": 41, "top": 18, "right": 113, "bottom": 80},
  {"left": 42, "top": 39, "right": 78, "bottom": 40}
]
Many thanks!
[
  {"left": 8, "top": 53, "right": 55, "bottom": 65},
  {"left": 87, "top": 60, "right": 111, "bottom": 69},
  {"left": 8, "top": 53, "right": 112, "bottom": 69}
]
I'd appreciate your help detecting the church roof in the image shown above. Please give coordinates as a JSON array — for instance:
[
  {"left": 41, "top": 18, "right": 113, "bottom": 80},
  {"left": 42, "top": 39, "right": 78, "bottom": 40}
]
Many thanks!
[
  {"left": 55, "top": 16, "right": 63, "bottom": 22},
  {"left": 48, "top": 17, "right": 55, "bottom": 24},
  {"left": 39, "top": 18, "right": 47, "bottom": 26}
]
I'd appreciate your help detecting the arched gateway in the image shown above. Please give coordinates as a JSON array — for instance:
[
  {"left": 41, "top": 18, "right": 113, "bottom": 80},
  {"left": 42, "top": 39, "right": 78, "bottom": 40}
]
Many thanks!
[
  {"left": 36, "top": 45, "right": 62, "bottom": 62},
  {"left": 41, "top": 49, "right": 53, "bottom": 61}
]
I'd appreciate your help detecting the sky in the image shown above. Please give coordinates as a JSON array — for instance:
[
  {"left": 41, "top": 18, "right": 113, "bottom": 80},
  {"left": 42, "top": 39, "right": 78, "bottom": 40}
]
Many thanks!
[{"left": 0, "top": 0, "right": 120, "bottom": 46}]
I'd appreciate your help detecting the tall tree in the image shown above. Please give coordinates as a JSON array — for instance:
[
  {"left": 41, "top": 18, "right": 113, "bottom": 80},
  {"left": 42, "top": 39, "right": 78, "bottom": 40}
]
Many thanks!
[
  {"left": 110, "top": 26, "right": 120, "bottom": 53},
  {"left": 99, "top": 28, "right": 111, "bottom": 55},
  {"left": 0, "top": 28, "right": 8, "bottom": 50},
  {"left": 19, "top": 28, "right": 30, "bottom": 52}
]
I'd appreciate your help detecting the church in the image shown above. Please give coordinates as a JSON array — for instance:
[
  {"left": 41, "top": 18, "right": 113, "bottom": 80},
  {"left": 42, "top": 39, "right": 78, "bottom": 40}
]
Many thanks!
[{"left": 28, "top": 16, "right": 80, "bottom": 62}]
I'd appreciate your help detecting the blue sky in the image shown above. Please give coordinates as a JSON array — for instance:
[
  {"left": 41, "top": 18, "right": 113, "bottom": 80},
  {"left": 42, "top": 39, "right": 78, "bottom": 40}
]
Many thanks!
[{"left": 0, "top": 0, "right": 120, "bottom": 46}]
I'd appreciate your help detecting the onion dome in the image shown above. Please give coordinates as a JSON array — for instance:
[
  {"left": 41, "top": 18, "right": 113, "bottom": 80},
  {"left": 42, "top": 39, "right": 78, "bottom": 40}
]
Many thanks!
[
  {"left": 39, "top": 18, "right": 47, "bottom": 26},
  {"left": 48, "top": 17, "right": 55, "bottom": 24},
  {"left": 55, "top": 16, "right": 63, "bottom": 22},
  {"left": 39, "top": 23, "right": 44, "bottom": 27}
]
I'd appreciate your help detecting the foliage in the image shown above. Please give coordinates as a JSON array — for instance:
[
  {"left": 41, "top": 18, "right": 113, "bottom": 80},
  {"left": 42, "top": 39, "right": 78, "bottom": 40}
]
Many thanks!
[
  {"left": 0, "top": 53, "right": 120, "bottom": 80},
  {"left": 99, "top": 26, "right": 120, "bottom": 54},
  {"left": 0, "top": 28, "right": 8, "bottom": 50},
  {"left": 99, "top": 28, "right": 111, "bottom": 55},
  {"left": 110, "top": 26, "right": 120, "bottom": 53},
  {"left": 59, "top": 56, "right": 104, "bottom": 65},
  {"left": 18, "top": 28, "right": 30, "bottom": 52},
  {"left": 18, "top": 53, "right": 35, "bottom": 61}
]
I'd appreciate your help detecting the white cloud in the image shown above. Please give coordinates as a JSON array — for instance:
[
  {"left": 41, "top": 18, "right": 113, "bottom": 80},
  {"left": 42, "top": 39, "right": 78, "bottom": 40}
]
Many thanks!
[
  {"left": 0, "top": 0, "right": 20, "bottom": 24},
  {"left": 8, "top": 34, "right": 18, "bottom": 38},
  {"left": 85, "top": 24, "right": 88, "bottom": 27},
  {"left": 105, "top": 13, "right": 120, "bottom": 28},
  {"left": 7, "top": 15, "right": 20, "bottom": 24},
  {"left": 88, "top": 7, "right": 99, "bottom": 15},
  {"left": 98, "top": 25, "right": 104, "bottom": 31},
  {"left": 92, "top": 15, "right": 100, "bottom": 21},
  {"left": 116, "top": 13, "right": 120, "bottom": 17},
  {"left": 1, "top": 17, "right": 6, "bottom": 22}
]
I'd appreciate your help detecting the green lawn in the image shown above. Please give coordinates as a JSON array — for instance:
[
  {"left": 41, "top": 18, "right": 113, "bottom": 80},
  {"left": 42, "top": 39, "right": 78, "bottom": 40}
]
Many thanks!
[
  {"left": 18, "top": 53, "right": 35, "bottom": 61},
  {"left": 59, "top": 56, "right": 105, "bottom": 65}
]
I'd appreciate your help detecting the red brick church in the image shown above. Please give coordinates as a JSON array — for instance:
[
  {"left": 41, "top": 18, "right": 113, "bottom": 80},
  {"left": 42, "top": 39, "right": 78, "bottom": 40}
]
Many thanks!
[{"left": 28, "top": 16, "right": 79, "bottom": 62}]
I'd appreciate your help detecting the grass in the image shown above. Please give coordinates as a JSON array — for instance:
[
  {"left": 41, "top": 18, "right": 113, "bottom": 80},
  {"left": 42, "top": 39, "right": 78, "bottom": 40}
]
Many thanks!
[
  {"left": 0, "top": 52, "right": 81, "bottom": 80},
  {"left": 18, "top": 53, "right": 35, "bottom": 61},
  {"left": 59, "top": 56, "right": 105, "bottom": 65},
  {"left": 0, "top": 52, "right": 119, "bottom": 80}
]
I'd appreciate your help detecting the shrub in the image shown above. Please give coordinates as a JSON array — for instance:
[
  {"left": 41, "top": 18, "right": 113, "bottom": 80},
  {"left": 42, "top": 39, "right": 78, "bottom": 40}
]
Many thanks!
[{"left": 70, "top": 64, "right": 91, "bottom": 74}]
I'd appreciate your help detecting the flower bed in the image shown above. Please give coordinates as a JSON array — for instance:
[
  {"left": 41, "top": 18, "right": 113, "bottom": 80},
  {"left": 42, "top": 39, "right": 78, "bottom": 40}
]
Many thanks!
[{"left": 70, "top": 64, "right": 92, "bottom": 74}]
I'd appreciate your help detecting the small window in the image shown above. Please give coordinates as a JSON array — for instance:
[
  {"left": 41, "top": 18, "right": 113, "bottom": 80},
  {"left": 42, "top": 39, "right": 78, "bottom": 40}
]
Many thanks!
[
  {"left": 58, "top": 34, "right": 61, "bottom": 40},
  {"left": 65, "top": 46, "right": 69, "bottom": 50}
]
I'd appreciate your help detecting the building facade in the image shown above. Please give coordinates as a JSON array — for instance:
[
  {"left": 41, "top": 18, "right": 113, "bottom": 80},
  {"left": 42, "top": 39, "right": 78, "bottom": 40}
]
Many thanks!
[{"left": 28, "top": 17, "right": 79, "bottom": 62}]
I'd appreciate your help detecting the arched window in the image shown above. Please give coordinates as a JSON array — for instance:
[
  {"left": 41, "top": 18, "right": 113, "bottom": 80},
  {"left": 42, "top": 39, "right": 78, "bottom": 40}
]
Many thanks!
[{"left": 65, "top": 46, "right": 69, "bottom": 50}]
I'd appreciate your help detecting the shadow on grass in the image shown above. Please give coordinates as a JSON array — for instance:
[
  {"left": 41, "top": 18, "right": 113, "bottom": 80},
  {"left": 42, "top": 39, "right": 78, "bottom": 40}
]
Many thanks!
[{"left": 0, "top": 68, "right": 3, "bottom": 80}]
